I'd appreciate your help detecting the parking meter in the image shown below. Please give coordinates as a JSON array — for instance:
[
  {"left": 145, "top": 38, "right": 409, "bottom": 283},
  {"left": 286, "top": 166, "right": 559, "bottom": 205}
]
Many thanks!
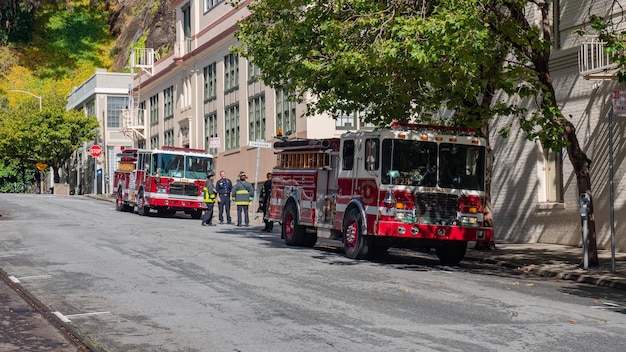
[
  {"left": 579, "top": 193, "right": 590, "bottom": 220},
  {"left": 579, "top": 193, "right": 591, "bottom": 270}
]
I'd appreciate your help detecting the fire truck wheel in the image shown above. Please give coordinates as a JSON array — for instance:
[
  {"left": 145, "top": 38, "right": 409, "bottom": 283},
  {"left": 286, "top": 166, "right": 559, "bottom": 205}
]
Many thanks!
[
  {"left": 116, "top": 190, "right": 124, "bottom": 212},
  {"left": 283, "top": 202, "right": 305, "bottom": 246},
  {"left": 137, "top": 191, "right": 149, "bottom": 216},
  {"left": 435, "top": 241, "right": 468, "bottom": 265},
  {"left": 190, "top": 210, "right": 202, "bottom": 219},
  {"left": 343, "top": 208, "right": 371, "bottom": 260}
]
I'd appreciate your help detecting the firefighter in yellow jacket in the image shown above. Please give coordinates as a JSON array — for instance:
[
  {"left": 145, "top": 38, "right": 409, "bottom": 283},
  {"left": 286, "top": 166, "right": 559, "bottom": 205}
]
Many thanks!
[
  {"left": 232, "top": 171, "right": 254, "bottom": 227},
  {"left": 201, "top": 171, "right": 217, "bottom": 226}
]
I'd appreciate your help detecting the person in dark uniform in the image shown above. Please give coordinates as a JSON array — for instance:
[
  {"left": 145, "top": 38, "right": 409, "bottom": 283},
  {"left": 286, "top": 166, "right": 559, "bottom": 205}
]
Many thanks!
[
  {"left": 216, "top": 170, "right": 233, "bottom": 224},
  {"left": 201, "top": 171, "right": 217, "bottom": 226},
  {"left": 259, "top": 172, "right": 273, "bottom": 232}
]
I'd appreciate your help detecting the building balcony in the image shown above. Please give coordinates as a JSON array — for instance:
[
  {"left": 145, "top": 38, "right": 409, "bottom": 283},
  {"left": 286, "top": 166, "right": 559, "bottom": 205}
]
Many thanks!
[{"left": 578, "top": 35, "right": 619, "bottom": 80}]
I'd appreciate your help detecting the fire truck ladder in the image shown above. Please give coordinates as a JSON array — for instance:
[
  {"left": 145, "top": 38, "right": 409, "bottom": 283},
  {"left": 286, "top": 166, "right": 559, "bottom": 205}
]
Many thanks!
[{"left": 123, "top": 48, "right": 158, "bottom": 141}]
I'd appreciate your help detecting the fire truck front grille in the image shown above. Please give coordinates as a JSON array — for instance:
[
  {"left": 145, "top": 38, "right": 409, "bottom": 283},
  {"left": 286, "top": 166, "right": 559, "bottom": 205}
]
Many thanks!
[
  {"left": 169, "top": 182, "right": 198, "bottom": 196},
  {"left": 415, "top": 193, "right": 458, "bottom": 222}
]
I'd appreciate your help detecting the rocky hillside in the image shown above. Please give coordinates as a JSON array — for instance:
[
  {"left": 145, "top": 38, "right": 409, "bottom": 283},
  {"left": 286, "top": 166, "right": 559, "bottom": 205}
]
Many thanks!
[{"left": 107, "top": 0, "right": 175, "bottom": 71}]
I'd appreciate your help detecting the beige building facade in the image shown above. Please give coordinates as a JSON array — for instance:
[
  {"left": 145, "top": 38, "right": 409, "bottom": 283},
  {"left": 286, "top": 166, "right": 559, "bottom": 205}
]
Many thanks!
[{"left": 125, "top": 0, "right": 358, "bottom": 193}]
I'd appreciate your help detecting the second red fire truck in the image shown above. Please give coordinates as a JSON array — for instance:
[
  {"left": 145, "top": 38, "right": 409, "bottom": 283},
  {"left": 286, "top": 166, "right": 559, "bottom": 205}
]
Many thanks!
[
  {"left": 267, "top": 123, "right": 493, "bottom": 264},
  {"left": 113, "top": 146, "right": 214, "bottom": 218}
]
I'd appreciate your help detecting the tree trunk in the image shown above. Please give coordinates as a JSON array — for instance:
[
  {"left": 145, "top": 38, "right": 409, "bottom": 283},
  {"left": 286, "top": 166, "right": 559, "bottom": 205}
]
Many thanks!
[
  {"left": 531, "top": 0, "right": 599, "bottom": 267},
  {"left": 536, "top": 69, "right": 599, "bottom": 266}
]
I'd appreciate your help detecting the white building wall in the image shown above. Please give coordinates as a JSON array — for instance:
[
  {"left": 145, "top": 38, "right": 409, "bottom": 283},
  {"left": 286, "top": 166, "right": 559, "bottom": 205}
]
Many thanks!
[{"left": 490, "top": 0, "right": 626, "bottom": 251}]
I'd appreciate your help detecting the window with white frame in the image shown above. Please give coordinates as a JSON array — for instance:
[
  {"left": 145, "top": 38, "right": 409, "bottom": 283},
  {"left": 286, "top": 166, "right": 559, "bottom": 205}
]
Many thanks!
[
  {"left": 205, "top": 111, "right": 218, "bottom": 155},
  {"left": 276, "top": 88, "right": 296, "bottom": 135},
  {"left": 138, "top": 101, "right": 145, "bottom": 125},
  {"left": 204, "top": 63, "right": 217, "bottom": 101},
  {"left": 537, "top": 144, "right": 563, "bottom": 203},
  {"left": 163, "top": 86, "right": 174, "bottom": 120},
  {"left": 225, "top": 104, "right": 239, "bottom": 150},
  {"left": 248, "top": 62, "right": 262, "bottom": 83},
  {"left": 150, "top": 134, "right": 159, "bottom": 149},
  {"left": 149, "top": 94, "right": 159, "bottom": 125},
  {"left": 204, "top": 0, "right": 223, "bottom": 12},
  {"left": 164, "top": 129, "right": 174, "bottom": 147},
  {"left": 249, "top": 95, "right": 265, "bottom": 142},
  {"left": 107, "top": 96, "right": 128, "bottom": 128},
  {"left": 335, "top": 109, "right": 375, "bottom": 130},
  {"left": 86, "top": 99, "right": 95, "bottom": 117},
  {"left": 224, "top": 53, "right": 239, "bottom": 92}
]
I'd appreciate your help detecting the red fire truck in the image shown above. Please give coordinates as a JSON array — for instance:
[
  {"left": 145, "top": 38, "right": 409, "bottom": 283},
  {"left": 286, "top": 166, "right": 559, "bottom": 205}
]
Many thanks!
[
  {"left": 113, "top": 146, "right": 214, "bottom": 218},
  {"left": 267, "top": 123, "right": 493, "bottom": 264}
]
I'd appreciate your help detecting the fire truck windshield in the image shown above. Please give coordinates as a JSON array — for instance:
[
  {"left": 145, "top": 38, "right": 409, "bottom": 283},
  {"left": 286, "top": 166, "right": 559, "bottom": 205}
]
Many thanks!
[
  {"left": 381, "top": 139, "right": 485, "bottom": 191},
  {"left": 152, "top": 152, "right": 213, "bottom": 179}
]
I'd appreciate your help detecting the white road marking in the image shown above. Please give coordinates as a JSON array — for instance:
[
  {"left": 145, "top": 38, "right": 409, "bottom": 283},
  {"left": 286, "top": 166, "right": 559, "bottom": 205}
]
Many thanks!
[{"left": 53, "top": 311, "right": 111, "bottom": 323}]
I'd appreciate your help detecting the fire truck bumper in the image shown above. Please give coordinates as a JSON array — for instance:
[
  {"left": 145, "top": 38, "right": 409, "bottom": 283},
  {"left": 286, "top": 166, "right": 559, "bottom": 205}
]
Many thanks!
[
  {"left": 147, "top": 197, "right": 206, "bottom": 210},
  {"left": 374, "top": 221, "right": 493, "bottom": 242}
]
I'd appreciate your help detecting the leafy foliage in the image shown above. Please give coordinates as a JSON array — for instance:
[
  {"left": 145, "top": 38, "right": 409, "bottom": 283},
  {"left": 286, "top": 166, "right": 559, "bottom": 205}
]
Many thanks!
[
  {"left": 0, "top": 0, "right": 40, "bottom": 45},
  {"left": 0, "top": 91, "right": 99, "bottom": 183}
]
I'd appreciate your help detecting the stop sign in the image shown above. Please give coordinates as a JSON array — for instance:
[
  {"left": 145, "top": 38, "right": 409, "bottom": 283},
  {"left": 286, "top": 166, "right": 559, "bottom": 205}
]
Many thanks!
[{"left": 89, "top": 145, "right": 103, "bottom": 157}]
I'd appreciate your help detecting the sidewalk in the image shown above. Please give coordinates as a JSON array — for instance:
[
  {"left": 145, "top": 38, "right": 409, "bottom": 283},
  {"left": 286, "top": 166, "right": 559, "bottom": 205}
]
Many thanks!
[{"left": 464, "top": 243, "right": 626, "bottom": 290}]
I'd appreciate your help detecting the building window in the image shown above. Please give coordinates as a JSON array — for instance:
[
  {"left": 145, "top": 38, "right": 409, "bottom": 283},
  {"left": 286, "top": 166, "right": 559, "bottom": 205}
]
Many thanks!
[
  {"left": 204, "top": 0, "right": 223, "bottom": 12},
  {"left": 107, "top": 96, "right": 128, "bottom": 129},
  {"left": 205, "top": 112, "right": 218, "bottom": 155},
  {"left": 149, "top": 94, "right": 159, "bottom": 125},
  {"left": 138, "top": 140, "right": 146, "bottom": 149},
  {"left": 225, "top": 104, "right": 240, "bottom": 150},
  {"left": 138, "top": 101, "right": 145, "bottom": 125},
  {"left": 204, "top": 63, "right": 217, "bottom": 101},
  {"left": 164, "top": 86, "right": 174, "bottom": 120},
  {"left": 336, "top": 111, "right": 356, "bottom": 129},
  {"left": 276, "top": 88, "right": 296, "bottom": 135},
  {"left": 248, "top": 95, "right": 265, "bottom": 142},
  {"left": 86, "top": 99, "right": 95, "bottom": 117},
  {"left": 164, "top": 129, "right": 175, "bottom": 147},
  {"left": 182, "top": 3, "right": 191, "bottom": 39},
  {"left": 224, "top": 53, "right": 239, "bottom": 92},
  {"left": 335, "top": 109, "right": 375, "bottom": 130},
  {"left": 538, "top": 146, "right": 563, "bottom": 203},
  {"left": 248, "top": 63, "right": 262, "bottom": 83},
  {"left": 150, "top": 134, "right": 159, "bottom": 149}
]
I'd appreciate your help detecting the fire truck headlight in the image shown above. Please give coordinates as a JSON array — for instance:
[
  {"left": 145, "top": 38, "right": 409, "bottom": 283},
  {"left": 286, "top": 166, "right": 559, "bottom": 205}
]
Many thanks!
[{"left": 157, "top": 186, "right": 167, "bottom": 194}]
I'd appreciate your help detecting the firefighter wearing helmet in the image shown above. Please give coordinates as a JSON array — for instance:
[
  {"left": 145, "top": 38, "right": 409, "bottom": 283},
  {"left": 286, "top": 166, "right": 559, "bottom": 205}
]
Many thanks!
[
  {"left": 201, "top": 170, "right": 217, "bottom": 226},
  {"left": 232, "top": 171, "right": 254, "bottom": 226}
]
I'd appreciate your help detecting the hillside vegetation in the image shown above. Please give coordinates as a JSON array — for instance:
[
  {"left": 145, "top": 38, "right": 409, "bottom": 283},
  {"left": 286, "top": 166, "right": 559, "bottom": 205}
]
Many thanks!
[{"left": 0, "top": 0, "right": 174, "bottom": 104}]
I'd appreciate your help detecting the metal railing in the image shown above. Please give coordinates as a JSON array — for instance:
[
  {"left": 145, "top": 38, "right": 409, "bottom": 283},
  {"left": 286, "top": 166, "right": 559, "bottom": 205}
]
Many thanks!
[{"left": 578, "top": 35, "right": 618, "bottom": 79}]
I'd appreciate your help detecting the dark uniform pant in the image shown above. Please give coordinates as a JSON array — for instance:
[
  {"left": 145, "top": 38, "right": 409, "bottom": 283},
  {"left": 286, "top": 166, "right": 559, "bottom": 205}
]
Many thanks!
[
  {"left": 218, "top": 194, "right": 231, "bottom": 223},
  {"left": 202, "top": 202, "right": 214, "bottom": 224}
]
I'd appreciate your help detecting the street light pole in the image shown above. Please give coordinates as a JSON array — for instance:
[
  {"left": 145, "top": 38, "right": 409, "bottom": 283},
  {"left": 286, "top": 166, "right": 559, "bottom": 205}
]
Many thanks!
[{"left": 9, "top": 89, "right": 42, "bottom": 110}]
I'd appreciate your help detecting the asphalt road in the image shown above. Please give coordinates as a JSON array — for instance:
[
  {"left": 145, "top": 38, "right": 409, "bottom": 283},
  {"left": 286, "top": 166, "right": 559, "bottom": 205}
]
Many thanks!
[{"left": 1, "top": 193, "right": 625, "bottom": 352}]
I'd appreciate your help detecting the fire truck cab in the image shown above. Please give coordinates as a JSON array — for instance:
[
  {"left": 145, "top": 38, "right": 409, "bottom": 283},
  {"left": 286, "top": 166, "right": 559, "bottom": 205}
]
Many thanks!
[
  {"left": 113, "top": 146, "right": 214, "bottom": 218},
  {"left": 267, "top": 123, "right": 493, "bottom": 264}
]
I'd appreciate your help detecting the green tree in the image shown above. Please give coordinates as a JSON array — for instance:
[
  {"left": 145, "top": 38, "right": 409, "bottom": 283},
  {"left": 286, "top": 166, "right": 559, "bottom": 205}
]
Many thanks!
[
  {"left": 0, "top": 91, "right": 99, "bottom": 184},
  {"left": 236, "top": 0, "right": 598, "bottom": 264}
]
